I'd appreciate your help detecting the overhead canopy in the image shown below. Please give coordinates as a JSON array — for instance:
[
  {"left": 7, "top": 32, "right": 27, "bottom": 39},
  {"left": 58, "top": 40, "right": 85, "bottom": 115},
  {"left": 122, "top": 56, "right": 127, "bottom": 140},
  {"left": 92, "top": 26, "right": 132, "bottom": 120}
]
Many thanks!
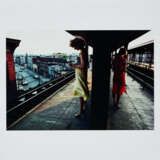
[
  {"left": 128, "top": 40, "right": 154, "bottom": 53},
  {"left": 66, "top": 30, "right": 149, "bottom": 52}
]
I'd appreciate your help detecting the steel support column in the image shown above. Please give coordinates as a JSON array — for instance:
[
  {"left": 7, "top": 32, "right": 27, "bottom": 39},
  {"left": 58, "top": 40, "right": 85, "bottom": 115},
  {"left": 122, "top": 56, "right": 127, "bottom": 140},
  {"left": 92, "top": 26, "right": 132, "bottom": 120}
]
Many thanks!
[
  {"left": 7, "top": 38, "right": 20, "bottom": 104},
  {"left": 90, "top": 44, "right": 111, "bottom": 129}
]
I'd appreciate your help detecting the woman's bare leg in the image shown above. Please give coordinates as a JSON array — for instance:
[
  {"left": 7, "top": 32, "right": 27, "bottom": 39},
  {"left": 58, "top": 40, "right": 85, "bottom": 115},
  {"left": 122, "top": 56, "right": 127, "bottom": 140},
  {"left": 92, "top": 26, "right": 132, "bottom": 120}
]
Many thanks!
[
  {"left": 112, "top": 92, "right": 116, "bottom": 106},
  {"left": 116, "top": 94, "right": 121, "bottom": 108},
  {"left": 80, "top": 97, "right": 84, "bottom": 114},
  {"left": 75, "top": 97, "right": 84, "bottom": 118},
  {"left": 83, "top": 101, "right": 88, "bottom": 112}
]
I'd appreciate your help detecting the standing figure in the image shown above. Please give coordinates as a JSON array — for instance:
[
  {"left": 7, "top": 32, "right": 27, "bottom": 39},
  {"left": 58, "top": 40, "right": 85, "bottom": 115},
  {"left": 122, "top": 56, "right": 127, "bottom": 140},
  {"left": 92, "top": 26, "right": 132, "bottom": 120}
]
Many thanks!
[
  {"left": 69, "top": 37, "right": 89, "bottom": 117},
  {"left": 112, "top": 48, "right": 127, "bottom": 109}
]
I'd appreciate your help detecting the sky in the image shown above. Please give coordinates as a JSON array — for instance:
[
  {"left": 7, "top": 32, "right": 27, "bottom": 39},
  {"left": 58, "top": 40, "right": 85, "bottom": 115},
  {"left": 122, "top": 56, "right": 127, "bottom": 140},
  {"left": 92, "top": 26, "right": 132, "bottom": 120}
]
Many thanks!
[
  {"left": 6, "top": 30, "right": 153, "bottom": 56},
  {"left": 6, "top": 30, "right": 77, "bottom": 55},
  {"left": 6, "top": 30, "right": 94, "bottom": 56}
]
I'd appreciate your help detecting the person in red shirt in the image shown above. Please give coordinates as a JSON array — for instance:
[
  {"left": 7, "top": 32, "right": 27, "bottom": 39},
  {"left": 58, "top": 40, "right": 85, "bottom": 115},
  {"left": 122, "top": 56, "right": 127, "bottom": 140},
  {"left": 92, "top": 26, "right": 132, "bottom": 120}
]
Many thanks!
[{"left": 112, "top": 48, "right": 127, "bottom": 109}]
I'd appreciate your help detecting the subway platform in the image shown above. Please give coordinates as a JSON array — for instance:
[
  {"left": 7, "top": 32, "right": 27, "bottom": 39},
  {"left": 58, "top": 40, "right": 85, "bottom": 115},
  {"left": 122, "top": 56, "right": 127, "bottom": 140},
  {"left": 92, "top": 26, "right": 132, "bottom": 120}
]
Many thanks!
[{"left": 9, "top": 70, "right": 154, "bottom": 130}]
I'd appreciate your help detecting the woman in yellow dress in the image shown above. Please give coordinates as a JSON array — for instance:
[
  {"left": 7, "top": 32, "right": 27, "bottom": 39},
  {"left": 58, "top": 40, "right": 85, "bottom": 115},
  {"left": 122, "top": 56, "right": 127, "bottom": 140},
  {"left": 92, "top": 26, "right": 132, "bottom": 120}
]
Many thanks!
[{"left": 69, "top": 37, "right": 89, "bottom": 118}]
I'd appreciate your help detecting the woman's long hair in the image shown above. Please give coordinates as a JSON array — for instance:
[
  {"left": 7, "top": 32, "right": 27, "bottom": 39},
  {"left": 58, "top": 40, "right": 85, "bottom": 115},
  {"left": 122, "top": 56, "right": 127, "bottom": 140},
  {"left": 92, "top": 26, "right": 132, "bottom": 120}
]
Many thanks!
[
  {"left": 70, "top": 38, "right": 86, "bottom": 49},
  {"left": 118, "top": 48, "right": 126, "bottom": 56},
  {"left": 70, "top": 37, "right": 89, "bottom": 68}
]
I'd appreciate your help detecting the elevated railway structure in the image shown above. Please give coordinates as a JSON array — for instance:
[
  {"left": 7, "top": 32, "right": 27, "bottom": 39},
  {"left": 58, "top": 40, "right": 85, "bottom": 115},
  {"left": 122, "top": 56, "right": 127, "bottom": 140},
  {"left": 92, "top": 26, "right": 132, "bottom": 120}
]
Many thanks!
[{"left": 7, "top": 30, "right": 153, "bottom": 129}]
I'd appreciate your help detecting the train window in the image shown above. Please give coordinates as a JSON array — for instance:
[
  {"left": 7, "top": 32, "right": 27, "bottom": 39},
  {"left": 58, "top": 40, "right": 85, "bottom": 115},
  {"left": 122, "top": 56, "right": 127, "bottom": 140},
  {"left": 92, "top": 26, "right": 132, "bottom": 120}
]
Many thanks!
[
  {"left": 135, "top": 54, "right": 139, "bottom": 62},
  {"left": 139, "top": 54, "right": 143, "bottom": 63}
]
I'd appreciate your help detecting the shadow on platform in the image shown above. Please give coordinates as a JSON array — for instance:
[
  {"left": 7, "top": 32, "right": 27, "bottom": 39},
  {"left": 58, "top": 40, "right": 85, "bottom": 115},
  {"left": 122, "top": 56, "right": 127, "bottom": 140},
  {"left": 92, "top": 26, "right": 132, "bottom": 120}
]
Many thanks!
[{"left": 9, "top": 93, "right": 92, "bottom": 130}]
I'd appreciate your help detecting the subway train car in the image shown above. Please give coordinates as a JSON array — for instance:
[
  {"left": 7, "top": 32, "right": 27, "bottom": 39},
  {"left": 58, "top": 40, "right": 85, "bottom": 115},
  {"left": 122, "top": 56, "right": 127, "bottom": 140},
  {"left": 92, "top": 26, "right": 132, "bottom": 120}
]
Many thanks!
[
  {"left": 128, "top": 40, "right": 154, "bottom": 70},
  {"left": 127, "top": 32, "right": 154, "bottom": 90}
]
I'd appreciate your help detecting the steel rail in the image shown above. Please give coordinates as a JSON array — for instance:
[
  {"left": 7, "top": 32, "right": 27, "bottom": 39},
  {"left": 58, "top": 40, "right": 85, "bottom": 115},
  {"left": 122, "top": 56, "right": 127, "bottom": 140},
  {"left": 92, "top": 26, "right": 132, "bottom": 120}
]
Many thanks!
[
  {"left": 7, "top": 72, "right": 75, "bottom": 127},
  {"left": 127, "top": 67, "right": 153, "bottom": 81},
  {"left": 126, "top": 69, "right": 153, "bottom": 91},
  {"left": 7, "top": 73, "right": 74, "bottom": 113}
]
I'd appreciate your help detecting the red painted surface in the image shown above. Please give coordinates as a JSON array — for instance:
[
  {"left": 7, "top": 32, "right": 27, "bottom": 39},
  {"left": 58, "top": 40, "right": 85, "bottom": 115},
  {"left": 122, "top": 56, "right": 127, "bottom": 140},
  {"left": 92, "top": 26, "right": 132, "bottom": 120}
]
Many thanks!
[
  {"left": 7, "top": 52, "right": 16, "bottom": 81},
  {"left": 112, "top": 55, "right": 127, "bottom": 95}
]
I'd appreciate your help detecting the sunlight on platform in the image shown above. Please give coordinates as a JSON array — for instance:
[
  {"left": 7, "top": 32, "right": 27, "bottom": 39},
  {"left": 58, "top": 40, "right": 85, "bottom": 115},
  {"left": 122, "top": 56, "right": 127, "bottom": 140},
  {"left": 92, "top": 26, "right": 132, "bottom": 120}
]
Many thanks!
[{"left": 33, "top": 70, "right": 92, "bottom": 114}]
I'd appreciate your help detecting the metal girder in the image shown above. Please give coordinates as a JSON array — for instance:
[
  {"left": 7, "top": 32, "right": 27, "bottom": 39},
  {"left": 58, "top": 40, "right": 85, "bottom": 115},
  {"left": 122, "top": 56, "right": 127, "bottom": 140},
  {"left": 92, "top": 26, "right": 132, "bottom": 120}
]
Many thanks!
[{"left": 66, "top": 30, "right": 149, "bottom": 51}]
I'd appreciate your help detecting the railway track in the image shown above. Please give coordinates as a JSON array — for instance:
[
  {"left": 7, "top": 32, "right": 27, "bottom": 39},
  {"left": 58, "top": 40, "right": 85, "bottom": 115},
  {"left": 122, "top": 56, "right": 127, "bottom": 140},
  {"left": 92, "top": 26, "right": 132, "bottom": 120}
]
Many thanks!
[
  {"left": 127, "top": 66, "right": 154, "bottom": 91},
  {"left": 7, "top": 71, "right": 75, "bottom": 128}
]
